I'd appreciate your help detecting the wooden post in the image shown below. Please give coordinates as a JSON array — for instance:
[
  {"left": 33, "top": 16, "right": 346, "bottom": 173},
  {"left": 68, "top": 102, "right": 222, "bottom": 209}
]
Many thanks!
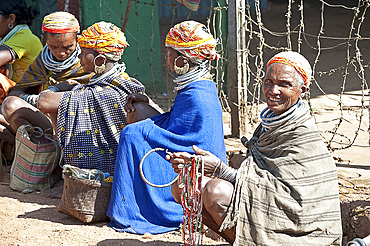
[{"left": 228, "top": 0, "right": 246, "bottom": 138}]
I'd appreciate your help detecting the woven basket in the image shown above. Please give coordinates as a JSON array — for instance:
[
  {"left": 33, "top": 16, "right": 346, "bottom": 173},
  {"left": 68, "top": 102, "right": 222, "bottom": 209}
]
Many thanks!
[{"left": 58, "top": 172, "right": 112, "bottom": 223}]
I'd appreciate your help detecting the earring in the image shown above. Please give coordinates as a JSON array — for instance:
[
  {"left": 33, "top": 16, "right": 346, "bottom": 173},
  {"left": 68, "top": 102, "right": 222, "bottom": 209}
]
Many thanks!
[
  {"left": 94, "top": 54, "right": 106, "bottom": 74},
  {"left": 8, "top": 23, "right": 13, "bottom": 29},
  {"left": 174, "top": 56, "right": 189, "bottom": 75}
]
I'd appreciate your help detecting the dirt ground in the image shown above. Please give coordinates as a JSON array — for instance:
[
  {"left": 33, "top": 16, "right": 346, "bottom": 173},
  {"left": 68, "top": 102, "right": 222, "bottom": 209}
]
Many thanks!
[
  {"left": 0, "top": 1, "right": 369, "bottom": 246},
  {"left": 0, "top": 172, "right": 228, "bottom": 246}
]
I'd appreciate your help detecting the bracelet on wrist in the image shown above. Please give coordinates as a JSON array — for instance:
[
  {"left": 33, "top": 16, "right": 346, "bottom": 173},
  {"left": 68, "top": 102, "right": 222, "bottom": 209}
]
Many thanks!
[
  {"left": 211, "top": 160, "right": 222, "bottom": 178},
  {"left": 46, "top": 85, "right": 60, "bottom": 92},
  {"left": 347, "top": 238, "right": 366, "bottom": 246},
  {"left": 219, "top": 163, "right": 238, "bottom": 184}
]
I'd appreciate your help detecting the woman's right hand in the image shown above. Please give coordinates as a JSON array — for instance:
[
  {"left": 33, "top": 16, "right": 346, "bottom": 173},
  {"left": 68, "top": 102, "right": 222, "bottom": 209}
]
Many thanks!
[
  {"left": 124, "top": 93, "right": 149, "bottom": 113},
  {"left": 55, "top": 79, "right": 80, "bottom": 91},
  {"left": 166, "top": 145, "right": 223, "bottom": 176}
]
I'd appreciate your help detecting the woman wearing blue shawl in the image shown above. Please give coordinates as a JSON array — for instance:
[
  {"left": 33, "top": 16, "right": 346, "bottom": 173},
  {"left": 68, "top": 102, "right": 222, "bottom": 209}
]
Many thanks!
[{"left": 107, "top": 20, "right": 227, "bottom": 234}]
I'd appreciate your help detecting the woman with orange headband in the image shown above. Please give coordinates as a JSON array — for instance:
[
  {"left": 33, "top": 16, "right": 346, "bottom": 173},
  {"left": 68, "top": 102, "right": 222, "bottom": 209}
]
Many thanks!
[
  {"left": 51, "top": 21, "right": 147, "bottom": 174},
  {"left": 7, "top": 11, "right": 93, "bottom": 104},
  {"left": 1, "top": 12, "right": 93, "bottom": 144},
  {"left": 167, "top": 51, "right": 342, "bottom": 245},
  {"left": 0, "top": 11, "right": 92, "bottom": 167}
]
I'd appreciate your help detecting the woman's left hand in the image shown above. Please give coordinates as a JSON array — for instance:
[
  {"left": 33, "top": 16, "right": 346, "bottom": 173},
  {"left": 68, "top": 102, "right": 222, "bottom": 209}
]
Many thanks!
[{"left": 124, "top": 93, "right": 149, "bottom": 113}]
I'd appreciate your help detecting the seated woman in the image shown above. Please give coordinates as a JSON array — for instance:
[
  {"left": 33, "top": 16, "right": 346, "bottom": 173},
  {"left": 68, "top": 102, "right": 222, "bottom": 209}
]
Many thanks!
[
  {"left": 13, "top": 21, "right": 146, "bottom": 175},
  {"left": 0, "top": 0, "right": 42, "bottom": 90},
  {"left": 168, "top": 51, "right": 343, "bottom": 245},
  {"left": 107, "top": 20, "right": 227, "bottom": 235},
  {"left": 1, "top": 11, "right": 92, "bottom": 145},
  {"left": 8, "top": 11, "right": 92, "bottom": 103},
  {"left": 0, "top": 0, "right": 42, "bottom": 148}
]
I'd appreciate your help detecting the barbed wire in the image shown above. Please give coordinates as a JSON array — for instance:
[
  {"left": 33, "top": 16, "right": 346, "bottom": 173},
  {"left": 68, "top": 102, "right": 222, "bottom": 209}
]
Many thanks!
[
  {"left": 239, "top": 0, "right": 369, "bottom": 154},
  {"left": 118, "top": 0, "right": 369, "bottom": 156}
]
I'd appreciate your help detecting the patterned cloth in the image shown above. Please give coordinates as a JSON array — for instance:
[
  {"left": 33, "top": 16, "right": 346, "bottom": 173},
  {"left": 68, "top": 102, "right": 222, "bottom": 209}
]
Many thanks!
[
  {"left": 165, "top": 20, "right": 218, "bottom": 64},
  {"left": 78, "top": 21, "right": 128, "bottom": 61},
  {"left": 220, "top": 101, "right": 342, "bottom": 245},
  {"left": 11, "top": 50, "right": 92, "bottom": 92},
  {"left": 57, "top": 63, "right": 145, "bottom": 173},
  {"left": 42, "top": 11, "right": 80, "bottom": 34},
  {"left": 0, "top": 73, "right": 16, "bottom": 103},
  {"left": 267, "top": 51, "right": 312, "bottom": 86}
]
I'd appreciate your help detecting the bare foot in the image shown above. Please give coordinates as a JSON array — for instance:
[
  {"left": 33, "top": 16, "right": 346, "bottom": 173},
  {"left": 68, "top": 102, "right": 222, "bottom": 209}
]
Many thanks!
[{"left": 42, "top": 180, "right": 64, "bottom": 199}]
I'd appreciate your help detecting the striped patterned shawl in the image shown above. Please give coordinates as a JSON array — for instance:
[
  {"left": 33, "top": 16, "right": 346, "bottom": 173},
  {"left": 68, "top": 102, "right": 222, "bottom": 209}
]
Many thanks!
[
  {"left": 12, "top": 52, "right": 92, "bottom": 91},
  {"left": 220, "top": 108, "right": 342, "bottom": 245}
]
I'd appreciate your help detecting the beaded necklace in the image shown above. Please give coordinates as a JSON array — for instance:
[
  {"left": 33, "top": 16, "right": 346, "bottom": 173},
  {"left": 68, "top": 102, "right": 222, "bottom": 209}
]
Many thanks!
[
  {"left": 41, "top": 44, "right": 81, "bottom": 74},
  {"left": 139, "top": 149, "right": 204, "bottom": 246},
  {"left": 180, "top": 156, "right": 204, "bottom": 246}
]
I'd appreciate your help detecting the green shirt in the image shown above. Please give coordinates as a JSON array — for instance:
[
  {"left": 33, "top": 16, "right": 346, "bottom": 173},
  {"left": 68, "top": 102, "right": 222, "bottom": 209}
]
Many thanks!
[{"left": 5, "top": 28, "right": 43, "bottom": 82}]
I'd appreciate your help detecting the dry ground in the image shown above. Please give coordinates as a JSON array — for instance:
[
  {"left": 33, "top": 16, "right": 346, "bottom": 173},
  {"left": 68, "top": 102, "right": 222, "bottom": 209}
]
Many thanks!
[{"left": 0, "top": 173, "right": 228, "bottom": 246}]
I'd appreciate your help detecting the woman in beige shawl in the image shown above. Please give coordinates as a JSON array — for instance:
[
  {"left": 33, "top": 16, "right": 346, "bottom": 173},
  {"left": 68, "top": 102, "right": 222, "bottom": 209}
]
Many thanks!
[{"left": 168, "top": 51, "right": 342, "bottom": 245}]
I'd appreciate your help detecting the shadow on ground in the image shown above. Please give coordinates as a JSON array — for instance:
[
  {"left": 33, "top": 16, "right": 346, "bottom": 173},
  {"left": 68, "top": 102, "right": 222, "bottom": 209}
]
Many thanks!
[
  {"left": 17, "top": 206, "right": 110, "bottom": 226},
  {"left": 97, "top": 238, "right": 229, "bottom": 246}
]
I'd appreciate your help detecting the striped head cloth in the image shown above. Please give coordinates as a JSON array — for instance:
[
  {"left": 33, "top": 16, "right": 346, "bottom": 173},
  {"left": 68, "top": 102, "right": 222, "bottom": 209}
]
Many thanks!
[
  {"left": 42, "top": 11, "right": 80, "bottom": 34},
  {"left": 77, "top": 21, "right": 128, "bottom": 61},
  {"left": 165, "top": 20, "right": 219, "bottom": 64},
  {"left": 267, "top": 51, "right": 312, "bottom": 87}
]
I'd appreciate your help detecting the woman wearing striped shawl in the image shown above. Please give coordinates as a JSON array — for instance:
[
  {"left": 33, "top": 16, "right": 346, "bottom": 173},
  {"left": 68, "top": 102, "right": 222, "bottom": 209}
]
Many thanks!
[{"left": 168, "top": 51, "right": 342, "bottom": 245}]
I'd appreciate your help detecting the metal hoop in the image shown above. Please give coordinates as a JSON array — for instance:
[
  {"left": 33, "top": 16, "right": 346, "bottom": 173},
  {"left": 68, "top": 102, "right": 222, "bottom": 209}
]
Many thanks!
[{"left": 139, "top": 147, "right": 180, "bottom": 188}]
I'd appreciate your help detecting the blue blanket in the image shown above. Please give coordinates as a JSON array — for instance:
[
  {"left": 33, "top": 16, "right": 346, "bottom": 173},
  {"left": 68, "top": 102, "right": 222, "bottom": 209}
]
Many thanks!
[{"left": 107, "top": 79, "right": 227, "bottom": 234}]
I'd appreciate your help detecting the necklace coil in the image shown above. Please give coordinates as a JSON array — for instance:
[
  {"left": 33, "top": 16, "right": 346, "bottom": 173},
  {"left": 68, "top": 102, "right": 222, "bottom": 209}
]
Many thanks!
[
  {"left": 180, "top": 155, "right": 204, "bottom": 246},
  {"left": 139, "top": 148, "right": 204, "bottom": 245}
]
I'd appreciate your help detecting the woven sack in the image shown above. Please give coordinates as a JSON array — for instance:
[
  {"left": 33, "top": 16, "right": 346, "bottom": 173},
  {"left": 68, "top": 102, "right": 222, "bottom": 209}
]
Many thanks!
[
  {"left": 58, "top": 171, "right": 112, "bottom": 223},
  {"left": 10, "top": 125, "right": 62, "bottom": 192}
]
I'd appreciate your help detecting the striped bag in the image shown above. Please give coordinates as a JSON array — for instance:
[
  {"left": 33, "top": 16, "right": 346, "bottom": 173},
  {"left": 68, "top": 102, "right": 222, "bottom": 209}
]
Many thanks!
[{"left": 10, "top": 125, "right": 62, "bottom": 192}]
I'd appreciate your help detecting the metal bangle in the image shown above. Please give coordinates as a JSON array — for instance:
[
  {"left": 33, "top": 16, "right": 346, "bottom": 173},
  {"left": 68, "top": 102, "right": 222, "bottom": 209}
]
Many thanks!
[
  {"left": 211, "top": 160, "right": 222, "bottom": 178},
  {"left": 219, "top": 164, "right": 237, "bottom": 184}
]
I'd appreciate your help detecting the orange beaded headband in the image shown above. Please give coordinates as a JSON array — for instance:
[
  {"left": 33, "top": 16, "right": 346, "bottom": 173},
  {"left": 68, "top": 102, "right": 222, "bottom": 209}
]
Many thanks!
[
  {"left": 267, "top": 57, "right": 309, "bottom": 86},
  {"left": 42, "top": 25, "right": 79, "bottom": 34}
]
